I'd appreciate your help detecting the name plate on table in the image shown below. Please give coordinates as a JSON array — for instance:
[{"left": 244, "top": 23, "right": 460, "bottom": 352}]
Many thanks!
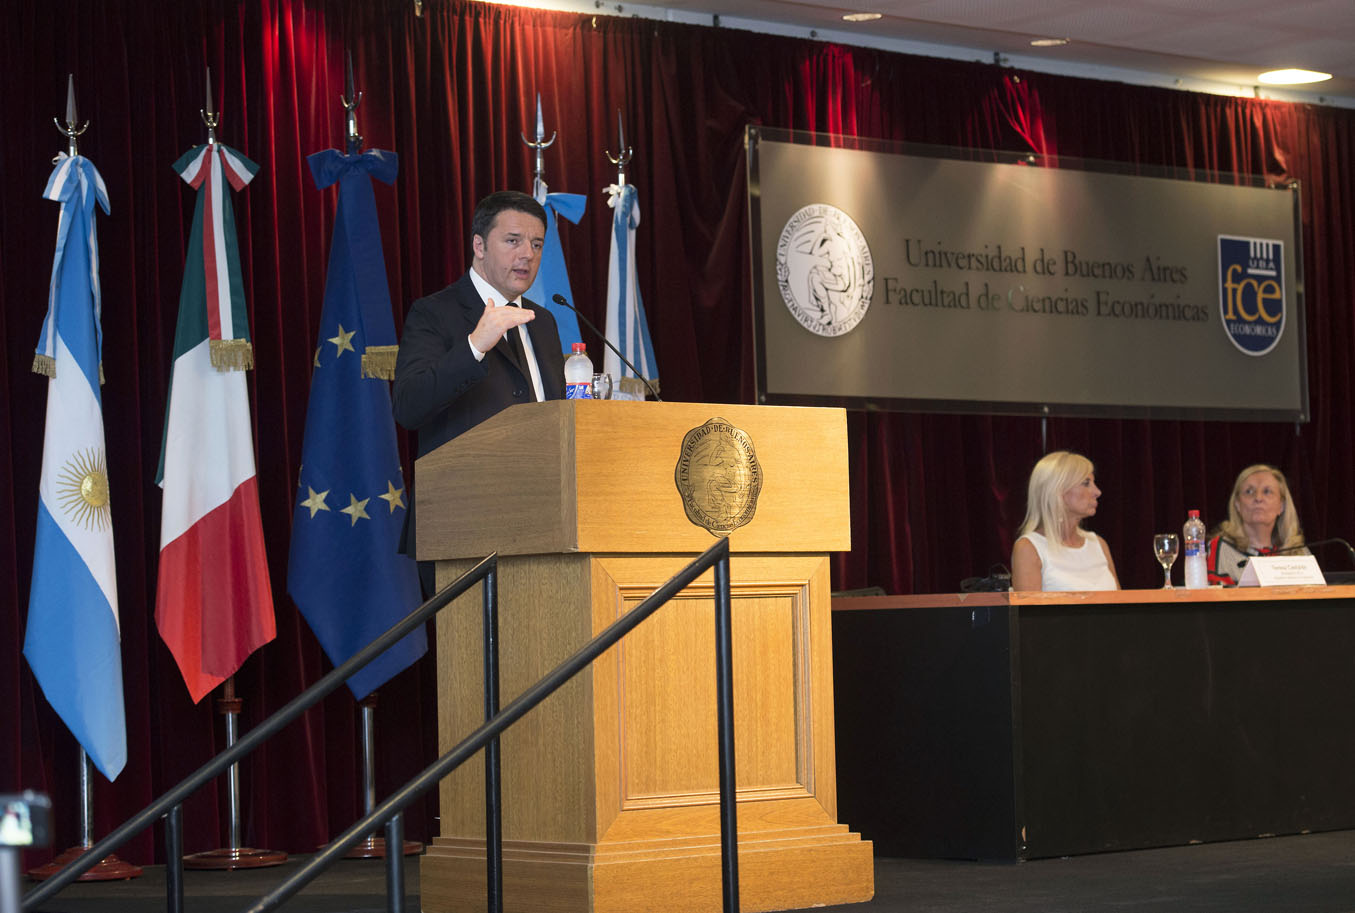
[{"left": 1237, "top": 555, "right": 1326, "bottom": 586}]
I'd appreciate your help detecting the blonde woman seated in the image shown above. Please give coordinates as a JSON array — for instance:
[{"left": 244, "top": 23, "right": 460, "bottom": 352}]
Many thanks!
[
  {"left": 1011, "top": 451, "right": 1120, "bottom": 592},
  {"left": 1207, "top": 464, "right": 1305, "bottom": 586}
]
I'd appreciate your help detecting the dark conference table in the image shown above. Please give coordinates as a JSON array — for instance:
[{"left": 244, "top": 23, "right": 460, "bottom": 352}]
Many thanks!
[{"left": 830, "top": 585, "right": 1355, "bottom": 861}]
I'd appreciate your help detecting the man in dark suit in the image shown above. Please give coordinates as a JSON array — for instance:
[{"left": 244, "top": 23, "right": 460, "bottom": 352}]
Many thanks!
[{"left": 393, "top": 191, "right": 567, "bottom": 565}]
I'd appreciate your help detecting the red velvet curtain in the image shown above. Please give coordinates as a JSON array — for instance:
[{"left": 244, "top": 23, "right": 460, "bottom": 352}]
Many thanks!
[{"left": 4, "top": 0, "right": 1354, "bottom": 864}]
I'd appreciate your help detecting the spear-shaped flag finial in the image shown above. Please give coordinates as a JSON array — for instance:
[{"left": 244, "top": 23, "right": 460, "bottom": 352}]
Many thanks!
[
  {"left": 201, "top": 66, "right": 219, "bottom": 144},
  {"left": 342, "top": 49, "right": 363, "bottom": 154},
  {"left": 54, "top": 73, "right": 89, "bottom": 158},
  {"left": 604, "top": 108, "right": 632, "bottom": 186},
  {"left": 520, "top": 92, "right": 556, "bottom": 185}
]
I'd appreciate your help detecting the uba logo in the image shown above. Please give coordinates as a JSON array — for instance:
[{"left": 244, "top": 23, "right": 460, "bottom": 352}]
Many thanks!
[{"left": 1218, "top": 235, "right": 1284, "bottom": 356}]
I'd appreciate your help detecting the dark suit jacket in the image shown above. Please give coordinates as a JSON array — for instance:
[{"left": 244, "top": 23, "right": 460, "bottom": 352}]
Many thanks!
[{"left": 392, "top": 272, "right": 566, "bottom": 555}]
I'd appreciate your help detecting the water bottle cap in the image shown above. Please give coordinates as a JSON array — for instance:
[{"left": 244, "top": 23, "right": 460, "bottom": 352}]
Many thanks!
[
  {"left": 1189, "top": 509, "right": 1199, "bottom": 518},
  {"left": 571, "top": 342, "right": 586, "bottom": 354}
]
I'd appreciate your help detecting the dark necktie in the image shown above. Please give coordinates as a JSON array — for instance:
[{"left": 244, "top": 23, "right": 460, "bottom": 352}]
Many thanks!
[{"left": 505, "top": 319, "right": 528, "bottom": 376}]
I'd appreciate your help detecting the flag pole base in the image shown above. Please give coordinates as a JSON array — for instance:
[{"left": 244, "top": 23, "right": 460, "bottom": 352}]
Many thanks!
[
  {"left": 339, "top": 835, "right": 423, "bottom": 859},
  {"left": 182, "top": 846, "right": 288, "bottom": 870},
  {"left": 185, "top": 678, "right": 287, "bottom": 870},
  {"left": 27, "top": 845, "right": 143, "bottom": 881},
  {"left": 335, "top": 693, "right": 423, "bottom": 859}
]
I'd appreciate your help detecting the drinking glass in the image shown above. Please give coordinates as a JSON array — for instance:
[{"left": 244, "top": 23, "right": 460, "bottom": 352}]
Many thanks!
[
  {"left": 591, "top": 373, "right": 613, "bottom": 400},
  {"left": 1153, "top": 533, "right": 1179, "bottom": 589}
]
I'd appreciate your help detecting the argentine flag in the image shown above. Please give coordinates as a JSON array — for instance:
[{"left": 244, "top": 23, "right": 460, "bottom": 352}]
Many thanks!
[
  {"left": 25, "top": 152, "right": 127, "bottom": 780},
  {"left": 604, "top": 183, "right": 659, "bottom": 399}
]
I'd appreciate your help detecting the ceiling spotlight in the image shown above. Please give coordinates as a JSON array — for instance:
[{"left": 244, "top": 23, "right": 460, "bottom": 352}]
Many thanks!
[
  {"left": 1029, "top": 37, "right": 1069, "bottom": 47},
  {"left": 1257, "top": 68, "right": 1332, "bottom": 85},
  {"left": 842, "top": 12, "right": 882, "bottom": 22}
]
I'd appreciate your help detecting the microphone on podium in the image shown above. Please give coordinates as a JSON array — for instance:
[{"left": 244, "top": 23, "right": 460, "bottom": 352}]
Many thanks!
[{"left": 551, "top": 293, "right": 662, "bottom": 401}]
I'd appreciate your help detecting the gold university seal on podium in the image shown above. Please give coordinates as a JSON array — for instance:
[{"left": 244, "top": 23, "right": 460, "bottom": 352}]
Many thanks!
[{"left": 674, "top": 417, "right": 763, "bottom": 535}]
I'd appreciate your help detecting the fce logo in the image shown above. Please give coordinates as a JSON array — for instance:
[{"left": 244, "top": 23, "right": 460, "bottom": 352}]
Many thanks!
[{"left": 1218, "top": 235, "right": 1284, "bottom": 356}]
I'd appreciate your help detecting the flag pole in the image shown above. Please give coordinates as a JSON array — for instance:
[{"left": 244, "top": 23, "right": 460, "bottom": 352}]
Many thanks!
[
  {"left": 175, "top": 66, "right": 283, "bottom": 872},
  {"left": 200, "top": 65, "right": 218, "bottom": 144},
  {"left": 601, "top": 106, "right": 660, "bottom": 400},
  {"left": 342, "top": 50, "right": 363, "bottom": 156},
  {"left": 26, "top": 752, "right": 142, "bottom": 882},
  {"left": 52, "top": 74, "right": 88, "bottom": 158},
  {"left": 26, "top": 74, "right": 140, "bottom": 885},
  {"left": 521, "top": 92, "right": 557, "bottom": 191},
  {"left": 604, "top": 108, "right": 631, "bottom": 187},
  {"left": 521, "top": 92, "right": 586, "bottom": 351},
  {"left": 182, "top": 676, "right": 287, "bottom": 869},
  {"left": 340, "top": 693, "right": 422, "bottom": 858},
  {"left": 329, "top": 58, "right": 420, "bottom": 860}
]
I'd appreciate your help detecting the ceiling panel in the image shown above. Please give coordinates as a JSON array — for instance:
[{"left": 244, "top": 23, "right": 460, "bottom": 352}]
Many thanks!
[{"left": 650, "top": 0, "right": 1355, "bottom": 100}]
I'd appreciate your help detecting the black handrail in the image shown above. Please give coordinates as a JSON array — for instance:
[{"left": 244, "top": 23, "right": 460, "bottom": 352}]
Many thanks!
[
  {"left": 243, "top": 536, "right": 738, "bottom": 913},
  {"left": 21, "top": 553, "right": 501, "bottom": 912},
  {"left": 482, "top": 559, "right": 504, "bottom": 911}
]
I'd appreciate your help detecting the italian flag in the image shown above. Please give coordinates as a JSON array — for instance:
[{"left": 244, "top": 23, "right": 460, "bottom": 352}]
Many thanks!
[{"left": 156, "top": 142, "right": 275, "bottom": 703}]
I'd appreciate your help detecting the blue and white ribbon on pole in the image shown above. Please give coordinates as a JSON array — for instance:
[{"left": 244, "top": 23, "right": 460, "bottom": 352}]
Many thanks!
[
  {"left": 526, "top": 177, "right": 586, "bottom": 352},
  {"left": 604, "top": 182, "right": 659, "bottom": 399},
  {"left": 25, "top": 152, "right": 127, "bottom": 780},
  {"left": 286, "top": 148, "right": 426, "bottom": 700}
]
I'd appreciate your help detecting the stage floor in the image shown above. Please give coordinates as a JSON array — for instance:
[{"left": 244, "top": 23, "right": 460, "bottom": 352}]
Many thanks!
[{"left": 23, "top": 829, "right": 1355, "bottom": 912}]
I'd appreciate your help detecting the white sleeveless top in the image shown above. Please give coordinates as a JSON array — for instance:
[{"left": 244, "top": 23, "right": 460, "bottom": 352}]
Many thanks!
[{"left": 1019, "top": 530, "right": 1118, "bottom": 592}]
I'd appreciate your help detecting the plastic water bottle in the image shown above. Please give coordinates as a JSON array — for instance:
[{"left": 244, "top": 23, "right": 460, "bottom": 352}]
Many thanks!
[
  {"left": 564, "top": 342, "right": 593, "bottom": 399},
  {"left": 1183, "top": 509, "right": 1208, "bottom": 588}
]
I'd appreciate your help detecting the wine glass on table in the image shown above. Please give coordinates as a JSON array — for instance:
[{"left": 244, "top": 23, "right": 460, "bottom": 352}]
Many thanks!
[{"left": 1153, "top": 533, "right": 1179, "bottom": 589}]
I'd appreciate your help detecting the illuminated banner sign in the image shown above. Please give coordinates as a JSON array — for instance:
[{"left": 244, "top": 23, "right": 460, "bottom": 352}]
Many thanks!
[{"left": 748, "top": 127, "right": 1307, "bottom": 422}]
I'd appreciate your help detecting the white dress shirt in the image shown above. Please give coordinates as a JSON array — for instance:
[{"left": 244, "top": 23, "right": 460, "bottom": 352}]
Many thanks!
[{"left": 465, "top": 268, "right": 546, "bottom": 402}]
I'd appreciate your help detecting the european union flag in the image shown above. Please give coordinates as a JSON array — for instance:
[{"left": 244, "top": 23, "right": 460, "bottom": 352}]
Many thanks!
[{"left": 287, "top": 148, "right": 425, "bottom": 699}]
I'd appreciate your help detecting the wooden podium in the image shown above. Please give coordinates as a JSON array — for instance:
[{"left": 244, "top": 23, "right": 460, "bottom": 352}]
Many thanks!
[{"left": 415, "top": 400, "right": 873, "bottom": 913}]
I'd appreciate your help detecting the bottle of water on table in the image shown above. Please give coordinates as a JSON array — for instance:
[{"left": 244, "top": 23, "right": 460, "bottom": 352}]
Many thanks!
[
  {"left": 1183, "top": 509, "right": 1208, "bottom": 588},
  {"left": 565, "top": 342, "right": 594, "bottom": 399}
]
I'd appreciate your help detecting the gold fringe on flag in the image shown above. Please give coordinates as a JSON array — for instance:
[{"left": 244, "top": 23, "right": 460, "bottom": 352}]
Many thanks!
[
  {"left": 210, "top": 338, "right": 255, "bottom": 371},
  {"left": 30, "top": 355, "right": 107, "bottom": 383},
  {"left": 361, "top": 345, "right": 399, "bottom": 380},
  {"left": 618, "top": 375, "right": 658, "bottom": 398}
]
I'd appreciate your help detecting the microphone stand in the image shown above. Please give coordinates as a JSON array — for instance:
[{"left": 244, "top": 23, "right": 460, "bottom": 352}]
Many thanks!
[
  {"left": 1273, "top": 537, "right": 1355, "bottom": 566},
  {"left": 1233, "top": 537, "right": 1355, "bottom": 574},
  {"left": 551, "top": 294, "right": 662, "bottom": 401}
]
